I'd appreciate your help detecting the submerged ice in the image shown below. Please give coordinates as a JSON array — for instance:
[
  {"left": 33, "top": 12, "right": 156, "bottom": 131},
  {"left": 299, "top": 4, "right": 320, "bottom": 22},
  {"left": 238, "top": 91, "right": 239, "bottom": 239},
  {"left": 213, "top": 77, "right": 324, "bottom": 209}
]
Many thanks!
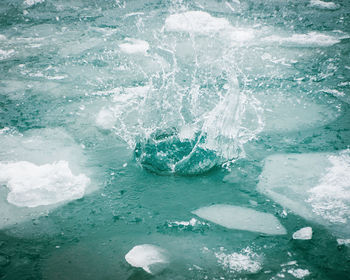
[{"left": 192, "top": 204, "right": 286, "bottom": 235}]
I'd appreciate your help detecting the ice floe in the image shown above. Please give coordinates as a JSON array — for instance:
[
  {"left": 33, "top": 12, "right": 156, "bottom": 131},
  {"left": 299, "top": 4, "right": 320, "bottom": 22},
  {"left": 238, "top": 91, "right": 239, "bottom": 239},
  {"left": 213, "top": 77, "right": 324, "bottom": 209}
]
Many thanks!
[
  {"left": 119, "top": 38, "right": 149, "bottom": 55},
  {"left": 0, "top": 128, "right": 93, "bottom": 229},
  {"left": 292, "top": 227, "right": 313, "bottom": 240},
  {"left": 263, "top": 32, "right": 340, "bottom": 47},
  {"left": 0, "top": 49, "right": 15, "bottom": 60},
  {"left": 24, "top": 0, "right": 45, "bottom": 6},
  {"left": 192, "top": 204, "right": 286, "bottom": 235},
  {"left": 288, "top": 268, "right": 311, "bottom": 279},
  {"left": 258, "top": 150, "right": 350, "bottom": 238},
  {"left": 337, "top": 239, "right": 350, "bottom": 246},
  {"left": 125, "top": 244, "right": 168, "bottom": 274},
  {"left": 309, "top": 0, "right": 339, "bottom": 10},
  {"left": 0, "top": 161, "right": 89, "bottom": 208},
  {"left": 165, "top": 11, "right": 231, "bottom": 34},
  {"left": 165, "top": 11, "right": 255, "bottom": 43},
  {"left": 255, "top": 90, "right": 340, "bottom": 132}
]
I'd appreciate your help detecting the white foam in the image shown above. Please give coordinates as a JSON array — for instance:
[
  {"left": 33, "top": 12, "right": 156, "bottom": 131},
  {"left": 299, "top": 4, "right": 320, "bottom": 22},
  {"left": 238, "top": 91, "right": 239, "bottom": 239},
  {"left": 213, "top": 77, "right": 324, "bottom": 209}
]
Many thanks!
[
  {"left": 119, "top": 38, "right": 149, "bottom": 55},
  {"left": 0, "top": 161, "right": 90, "bottom": 208},
  {"left": 310, "top": 0, "right": 339, "bottom": 10},
  {"left": 257, "top": 150, "right": 350, "bottom": 238},
  {"left": 287, "top": 268, "right": 310, "bottom": 279},
  {"left": 293, "top": 227, "right": 313, "bottom": 240},
  {"left": 125, "top": 244, "right": 168, "bottom": 274},
  {"left": 165, "top": 11, "right": 231, "bottom": 34},
  {"left": 263, "top": 32, "right": 340, "bottom": 47},
  {"left": 0, "top": 34, "right": 6, "bottom": 40},
  {"left": 192, "top": 204, "right": 286, "bottom": 235},
  {"left": 215, "top": 247, "right": 261, "bottom": 273}
]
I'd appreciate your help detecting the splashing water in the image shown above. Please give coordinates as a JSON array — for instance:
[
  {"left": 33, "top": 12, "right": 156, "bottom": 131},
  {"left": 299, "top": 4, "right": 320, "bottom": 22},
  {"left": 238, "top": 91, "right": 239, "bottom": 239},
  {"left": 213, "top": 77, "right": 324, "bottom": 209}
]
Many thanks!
[{"left": 97, "top": 10, "right": 264, "bottom": 174}]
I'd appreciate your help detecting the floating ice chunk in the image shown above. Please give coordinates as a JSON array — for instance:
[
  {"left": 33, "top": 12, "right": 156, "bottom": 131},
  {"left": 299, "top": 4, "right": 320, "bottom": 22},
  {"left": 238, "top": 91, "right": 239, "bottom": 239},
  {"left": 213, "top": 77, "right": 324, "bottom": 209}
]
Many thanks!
[
  {"left": 310, "top": 0, "right": 339, "bottom": 10},
  {"left": 257, "top": 150, "right": 350, "bottom": 238},
  {"left": 96, "top": 107, "right": 115, "bottom": 130},
  {"left": 0, "top": 161, "right": 89, "bottom": 208},
  {"left": 0, "top": 128, "right": 94, "bottom": 229},
  {"left": 227, "top": 28, "right": 255, "bottom": 42},
  {"left": 337, "top": 239, "right": 350, "bottom": 246},
  {"left": 119, "top": 38, "right": 149, "bottom": 55},
  {"left": 125, "top": 244, "right": 168, "bottom": 274},
  {"left": 192, "top": 204, "right": 286, "bottom": 235},
  {"left": 0, "top": 49, "right": 15, "bottom": 60},
  {"left": 24, "top": 0, "right": 45, "bottom": 6},
  {"left": 288, "top": 268, "right": 310, "bottom": 279},
  {"left": 263, "top": 32, "right": 340, "bottom": 47},
  {"left": 165, "top": 11, "right": 231, "bottom": 34},
  {"left": 215, "top": 247, "right": 261, "bottom": 273},
  {"left": 293, "top": 227, "right": 313, "bottom": 240}
]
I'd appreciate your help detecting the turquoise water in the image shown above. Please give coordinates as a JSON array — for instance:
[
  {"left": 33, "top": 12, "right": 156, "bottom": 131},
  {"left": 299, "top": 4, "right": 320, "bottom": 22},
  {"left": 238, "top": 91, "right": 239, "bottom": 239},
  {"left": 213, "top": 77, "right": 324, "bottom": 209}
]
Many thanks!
[{"left": 0, "top": 0, "right": 350, "bottom": 279}]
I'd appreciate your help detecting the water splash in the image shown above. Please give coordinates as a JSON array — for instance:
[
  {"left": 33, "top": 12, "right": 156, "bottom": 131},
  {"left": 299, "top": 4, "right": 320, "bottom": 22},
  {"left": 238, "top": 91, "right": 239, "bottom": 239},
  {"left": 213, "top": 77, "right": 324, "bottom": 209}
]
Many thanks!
[{"left": 97, "top": 9, "right": 264, "bottom": 174}]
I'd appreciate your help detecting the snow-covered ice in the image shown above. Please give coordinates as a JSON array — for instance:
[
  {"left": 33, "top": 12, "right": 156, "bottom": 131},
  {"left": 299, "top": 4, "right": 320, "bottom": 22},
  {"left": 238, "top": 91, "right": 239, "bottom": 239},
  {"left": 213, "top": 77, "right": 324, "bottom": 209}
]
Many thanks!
[
  {"left": 125, "top": 244, "right": 168, "bottom": 274},
  {"left": 292, "top": 227, "right": 313, "bottom": 240},
  {"left": 0, "top": 128, "right": 94, "bottom": 229},
  {"left": 0, "top": 161, "right": 89, "bottom": 208},
  {"left": 165, "top": 11, "right": 231, "bottom": 34},
  {"left": 288, "top": 268, "right": 311, "bottom": 279}
]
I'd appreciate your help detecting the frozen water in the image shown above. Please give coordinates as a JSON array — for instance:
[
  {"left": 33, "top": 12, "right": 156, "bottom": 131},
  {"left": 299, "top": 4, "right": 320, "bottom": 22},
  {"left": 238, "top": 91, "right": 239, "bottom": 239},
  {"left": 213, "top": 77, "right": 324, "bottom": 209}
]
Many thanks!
[
  {"left": 0, "top": 0, "right": 349, "bottom": 278},
  {"left": 292, "top": 227, "right": 313, "bottom": 240},
  {"left": 192, "top": 204, "right": 286, "bottom": 235},
  {"left": 288, "top": 268, "right": 311, "bottom": 279},
  {"left": 310, "top": 0, "right": 339, "bottom": 10},
  {"left": 119, "top": 38, "right": 149, "bottom": 55},
  {"left": 258, "top": 150, "right": 350, "bottom": 238},
  {"left": 337, "top": 239, "right": 350, "bottom": 246},
  {"left": 263, "top": 32, "right": 341, "bottom": 47},
  {"left": 0, "top": 161, "right": 89, "bottom": 208},
  {"left": 165, "top": 11, "right": 231, "bottom": 34},
  {"left": 0, "top": 128, "right": 94, "bottom": 229},
  {"left": 255, "top": 91, "right": 340, "bottom": 132},
  {"left": 125, "top": 244, "right": 168, "bottom": 274},
  {"left": 23, "top": 0, "right": 45, "bottom": 7}
]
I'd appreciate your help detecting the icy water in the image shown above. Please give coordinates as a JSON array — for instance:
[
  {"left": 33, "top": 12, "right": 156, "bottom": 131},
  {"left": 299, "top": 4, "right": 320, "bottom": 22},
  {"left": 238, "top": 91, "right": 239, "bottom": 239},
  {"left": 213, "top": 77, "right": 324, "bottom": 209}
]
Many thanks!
[{"left": 0, "top": 0, "right": 350, "bottom": 279}]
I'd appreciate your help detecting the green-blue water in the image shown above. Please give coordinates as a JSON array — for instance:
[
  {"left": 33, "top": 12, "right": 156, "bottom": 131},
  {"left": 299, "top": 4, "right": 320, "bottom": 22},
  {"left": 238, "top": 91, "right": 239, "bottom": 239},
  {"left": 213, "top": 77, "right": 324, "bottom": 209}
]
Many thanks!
[{"left": 0, "top": 0, "right": 350, "bottom": 279}]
